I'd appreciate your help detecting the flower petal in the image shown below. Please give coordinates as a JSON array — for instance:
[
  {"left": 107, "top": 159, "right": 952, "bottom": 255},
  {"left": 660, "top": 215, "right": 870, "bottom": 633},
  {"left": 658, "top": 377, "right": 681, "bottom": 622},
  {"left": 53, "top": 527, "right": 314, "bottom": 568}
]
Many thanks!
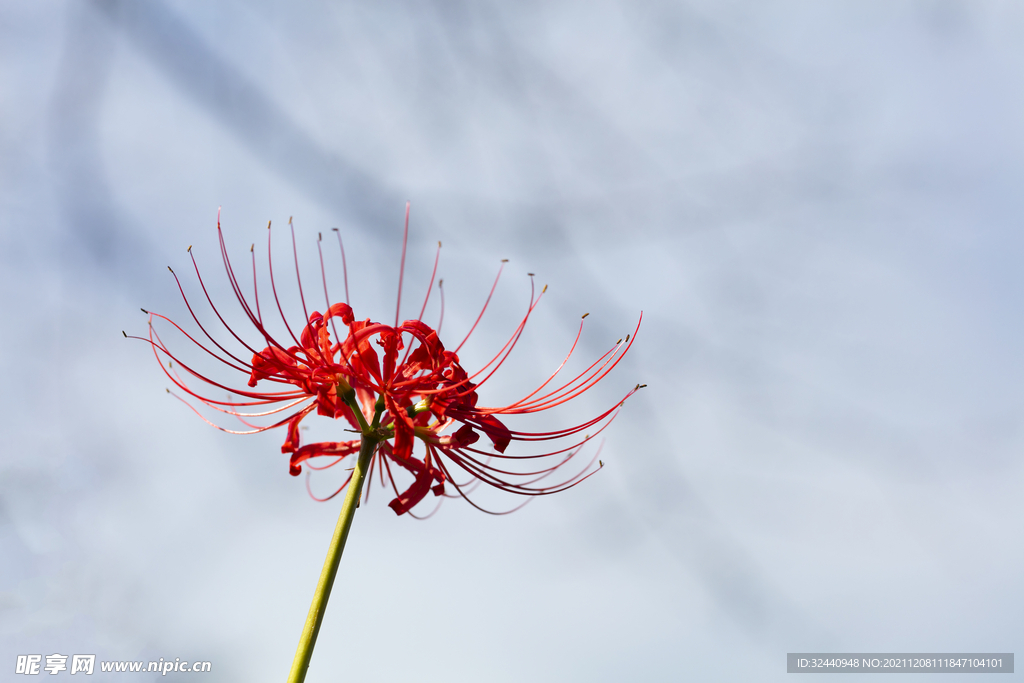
[{"left": 289, "top": 440, "right": 360, "bottom": 476}]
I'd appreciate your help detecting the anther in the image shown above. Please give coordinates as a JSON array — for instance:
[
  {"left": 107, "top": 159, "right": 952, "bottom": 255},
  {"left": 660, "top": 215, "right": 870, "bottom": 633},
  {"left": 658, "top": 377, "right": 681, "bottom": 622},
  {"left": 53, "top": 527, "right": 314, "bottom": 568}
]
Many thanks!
[
  {"left": 319, "top": 232, "right": 322, "bottom": 241},
  {"left": 166, "top": 388, "right": 170, "bottom": 393},
  {"left": 250, "top": 244, "right": 254, "bottom": 252},
  {"left": 332, "top": 227, "right": 339, "bottom": 232},
  {"left": 187, "top": 245, "right": 192, "bottom": 252},
  {"left": 527, "top": 272, "right": 535, "bottom": 277},
  {"left": 167, "top": 266, "right": 174, "bottom": 273},
  {"left": 616, "top": 338, "right": 622, "bottom": 344},
  {"left": 439, "top": 279, "right": 444, "bottom": 286},
  {"left": 501, "top": 259, "right": 509, "bottom": 263},
  {"left": 438, "top": 240, "right": 442, "bottom": 247},
  {"left": 542, "top": 284, "right": 548, "bottom": 293},
  {"left": 582, "top": 313, "right": 589, "bottom": 319},
  {"left": 122, "top": 331, "right": 127, "bottom": 337},
  {"left": 140, "top": 308, "right": 148, "bottom": 314},
  {"left": 639, "top": 383, "right": 647, "bottom": 388},
  {"left": 625, "top": 334, "right": 630, "bottom": 343},
  {"left": 599, "top": 460, "right": 604, "bottom": 468}
]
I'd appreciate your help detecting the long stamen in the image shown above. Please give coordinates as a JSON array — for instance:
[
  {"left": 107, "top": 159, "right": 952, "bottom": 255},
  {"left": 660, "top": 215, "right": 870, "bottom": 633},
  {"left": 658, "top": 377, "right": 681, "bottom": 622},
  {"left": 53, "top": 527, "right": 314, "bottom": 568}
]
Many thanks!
[
  {"left": 503, "top": 315, "right": 643, "bottom": 413},
  {"left": 396, "top": 240, "right": 444, "bottom": 370},
  {"left": 164, "top": 218, "right": 262, "bottom": 370},
  {"left": 488, "top": 314, "right": 587, "bottom": 412},
  {"left": 500, "top": 343, "right": 620, "bottom": 413},
  {"left": 161, "top": 361, "right": 310, "bottom": 417},
  {"left": 431, "top": 458, "right": 530, "bottom": 516},
  {"left": 317, "top": 232, "right": 343, "bottom": 353},
  {"left": 267, "top": 222, "right": 304, "bottom": 349},
  {"left": 148, "top": 326, "right": 305, "bottom": 403},
  {"left": 437, "top": 279, "right": 445, "bottom": 333},
  {"left": 463, "top": 276, "right": 542, "bottom": 389},
  {"left": 250, "top": 244, "right": 262, "bottom": 325},
  {"left": 166, "top": 389, "right": 313, "bottom": 435},
  {"left": 290, "top": 217, "right": 312, "bottom": 331},
  {"left": 454, "top": 260, "right": 506, "bottom": 354},
  {"left": 218, "top": 221, "right": 264, "bottom": 336},
  {"left": 331, "top": 228, "right": 350, "bottom": 306},
  {"left": 413, "top": 275, "right": 541, "bottom": 399},
  {"left": 395, "top": 201, "right": 410, "bottom": 327},
  {"left": 306, "top": 469, "right": 355, "bottom": 502},
  {"left": 217, "top": 223, "right": 310, "bottom": 372},
  {"left": 415, "top": 241, "right": 442, "bottom": 324},
  {"left": 157, "top": 268, "right": 254, "bottom": 374}
]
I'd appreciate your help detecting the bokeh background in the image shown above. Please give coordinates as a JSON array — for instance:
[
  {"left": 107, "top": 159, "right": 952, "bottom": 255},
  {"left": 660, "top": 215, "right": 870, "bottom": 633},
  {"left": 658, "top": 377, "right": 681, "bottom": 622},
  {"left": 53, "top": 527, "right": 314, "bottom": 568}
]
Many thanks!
[{"left": 2, "top": 1, "right": 1023, "bottom": 680}]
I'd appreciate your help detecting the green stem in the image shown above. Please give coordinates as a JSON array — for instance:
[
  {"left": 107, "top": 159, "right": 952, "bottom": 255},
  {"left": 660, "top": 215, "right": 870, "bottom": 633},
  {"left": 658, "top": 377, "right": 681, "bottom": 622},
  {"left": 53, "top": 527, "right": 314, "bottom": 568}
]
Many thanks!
[{"left": 286, "top": 434, "right": 378, "bottom": 683}]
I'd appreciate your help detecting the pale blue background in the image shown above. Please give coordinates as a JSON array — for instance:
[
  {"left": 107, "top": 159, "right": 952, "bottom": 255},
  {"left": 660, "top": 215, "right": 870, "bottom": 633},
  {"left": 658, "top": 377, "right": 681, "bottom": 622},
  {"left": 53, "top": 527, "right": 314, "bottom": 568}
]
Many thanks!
[{"left": 2, "top": 1, "right": 1022, "bottom": 681}]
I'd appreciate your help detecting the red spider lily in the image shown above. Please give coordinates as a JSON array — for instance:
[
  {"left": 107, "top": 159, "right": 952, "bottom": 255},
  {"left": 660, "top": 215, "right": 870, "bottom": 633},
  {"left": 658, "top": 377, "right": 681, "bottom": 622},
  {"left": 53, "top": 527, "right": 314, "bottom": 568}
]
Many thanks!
[{"left": 133, "top": 208, "right": 642, "bottom": 516}]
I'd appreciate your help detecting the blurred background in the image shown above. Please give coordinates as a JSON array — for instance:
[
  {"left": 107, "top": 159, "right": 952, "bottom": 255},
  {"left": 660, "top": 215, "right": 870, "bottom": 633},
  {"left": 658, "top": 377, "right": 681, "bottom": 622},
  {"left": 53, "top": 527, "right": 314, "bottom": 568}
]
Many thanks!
[{"left": 2, "top": 1, "right": 1023, "bottom": 680}]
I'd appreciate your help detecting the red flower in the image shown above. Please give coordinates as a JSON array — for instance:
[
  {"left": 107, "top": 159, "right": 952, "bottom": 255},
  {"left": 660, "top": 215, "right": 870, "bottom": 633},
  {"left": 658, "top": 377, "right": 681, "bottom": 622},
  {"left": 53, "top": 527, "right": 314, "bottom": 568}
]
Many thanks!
[{"left": 137, "top": 209, "right": 641, "bottom": 516}]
